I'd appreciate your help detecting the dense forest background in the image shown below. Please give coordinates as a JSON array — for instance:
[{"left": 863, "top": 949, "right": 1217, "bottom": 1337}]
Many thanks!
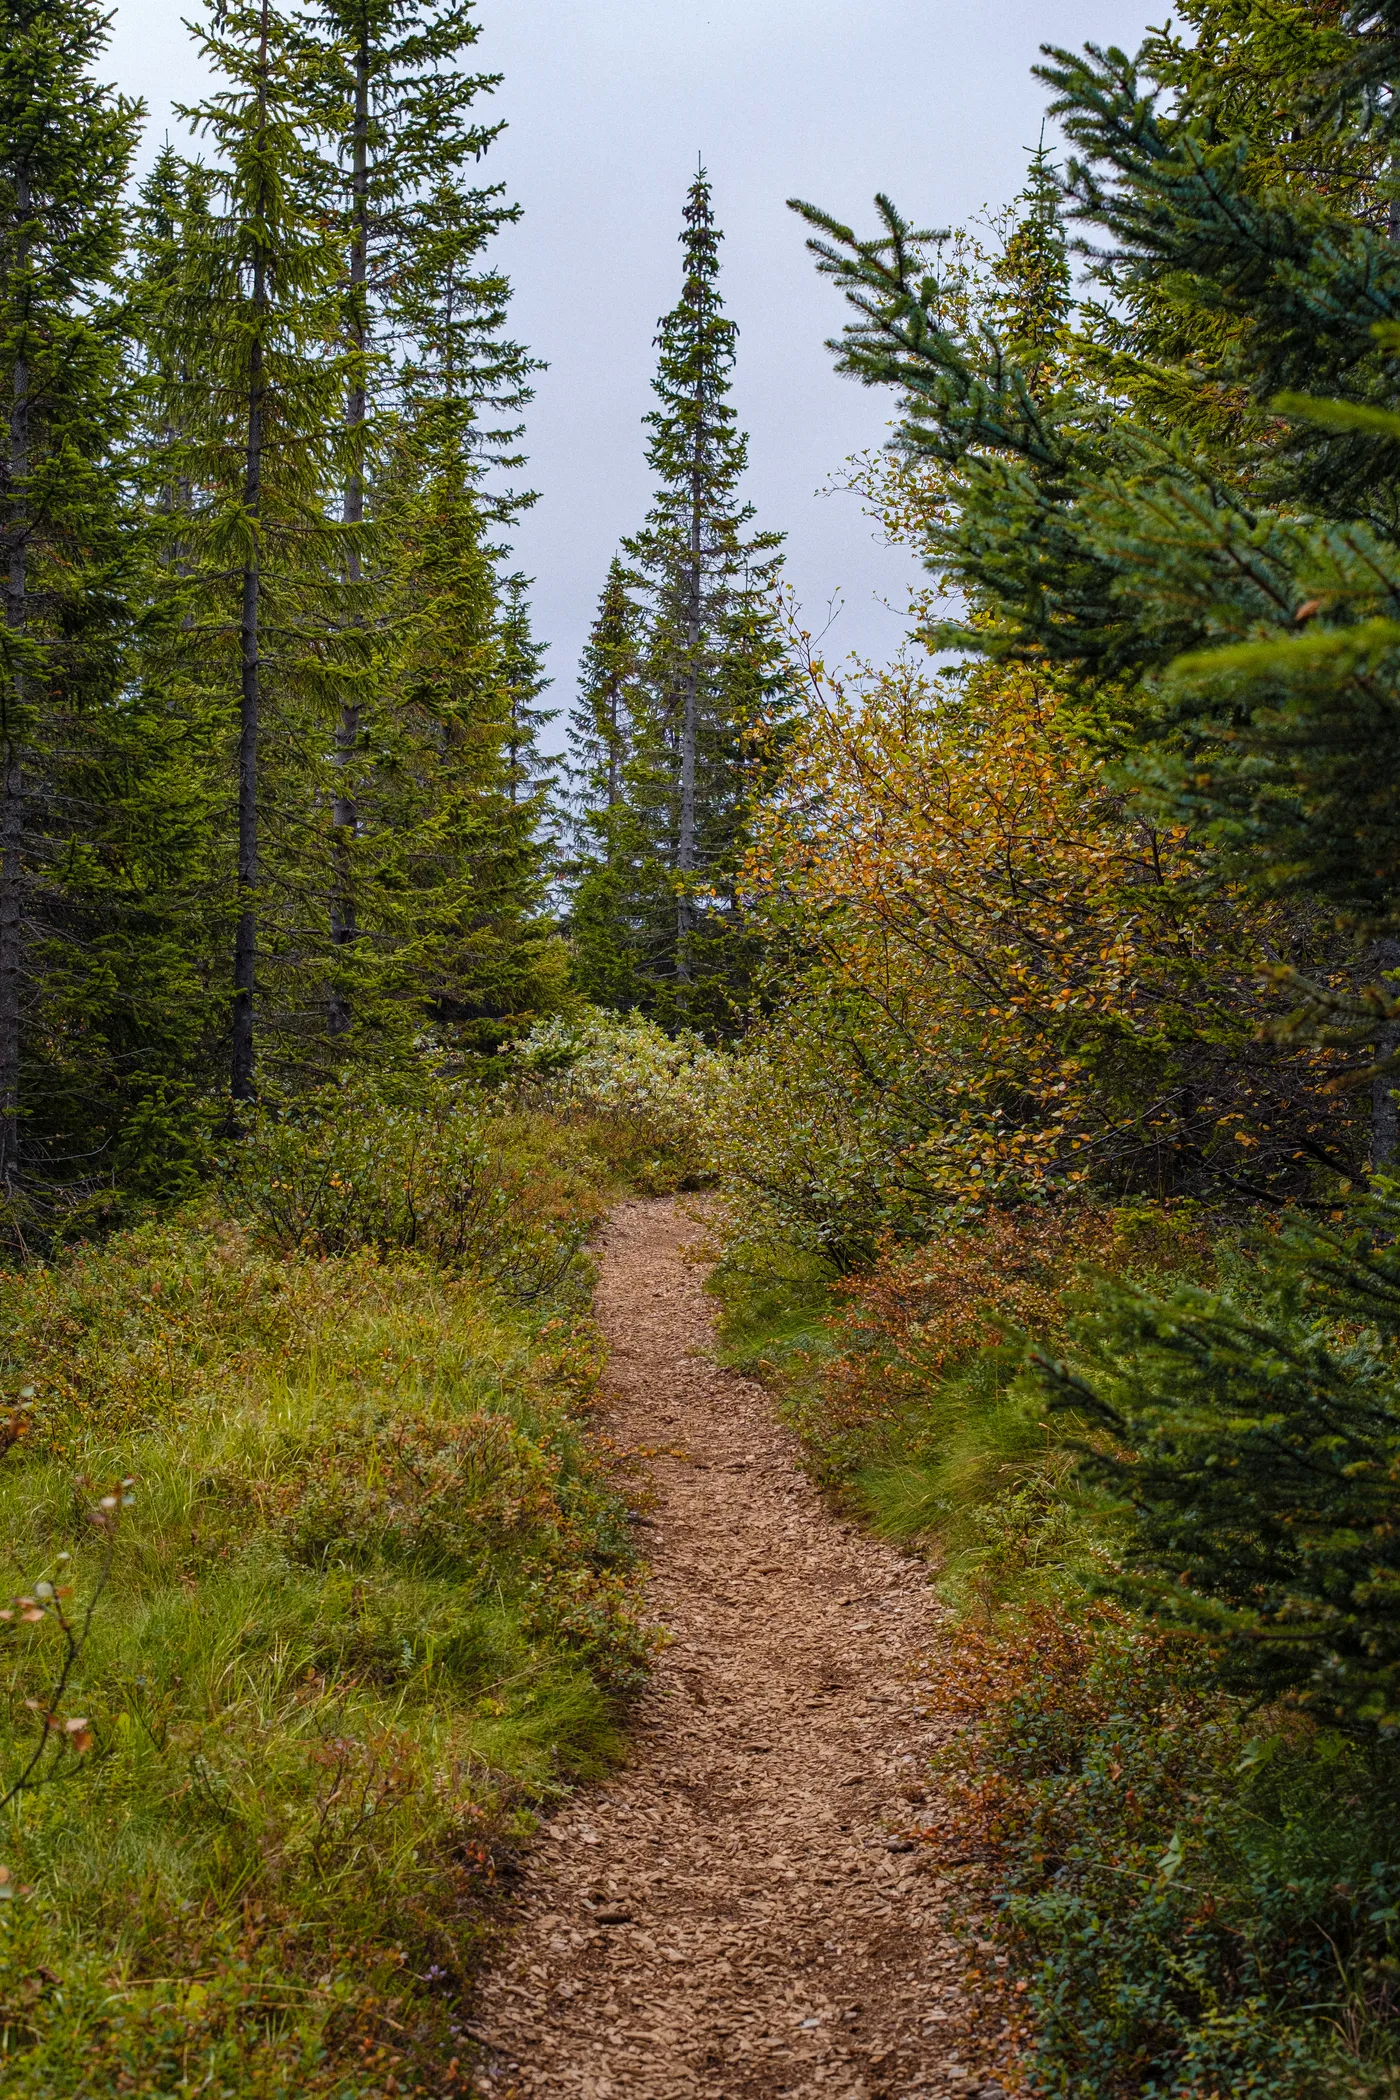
[{"left": 4, "top": 0, "right": 1400, "bottom": 2093}]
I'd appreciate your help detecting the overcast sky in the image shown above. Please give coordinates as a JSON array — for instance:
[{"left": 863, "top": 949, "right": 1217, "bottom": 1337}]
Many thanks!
[{"left": 106, "top": 0, "right": 1159, "bottom": 730}]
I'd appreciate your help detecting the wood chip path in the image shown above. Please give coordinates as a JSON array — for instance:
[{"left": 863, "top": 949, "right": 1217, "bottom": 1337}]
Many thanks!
[{"left": 470, "top": 1196, "right": 1008, "bottom": 2100}]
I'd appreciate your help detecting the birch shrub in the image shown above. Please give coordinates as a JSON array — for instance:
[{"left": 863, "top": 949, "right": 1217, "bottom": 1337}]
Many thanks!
[
  {"left": 723, "top": 656, "right": 1360, "bottom": 1263},
  {"left": 513, "top": 1009, "right": 728, "bottom": 1189}
]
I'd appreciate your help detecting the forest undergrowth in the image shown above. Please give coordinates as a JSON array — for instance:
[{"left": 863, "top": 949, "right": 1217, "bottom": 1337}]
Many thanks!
[
  {"left": 0, "top": 1082, "right": 677, "bottom": 2098},
  {"left": 708, "top": 1210, "right": 1400, "bottom": 2099},
  {"left": 13, "top": 0, "right": 1400, "bottom": 2094}
]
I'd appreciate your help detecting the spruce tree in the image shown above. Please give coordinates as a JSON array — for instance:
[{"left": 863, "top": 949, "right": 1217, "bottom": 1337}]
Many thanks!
[
  {"left": 370, "top": 466, "right": 561, "bottom": 1064},
  {"left": 989, "top": 141, "right": 1072, "bottom": 393},
  {"left": 568, "top": 169, "right": 788, "bottom": 1032},
  {"left": 291, "top": 0, "right": 532, "bottom": 1030},
  {"left": 571, "top": 558, "right": 638, "bottom": 824},
  {"left": 498, "top": 571, "right": 555, "bottom": 808},
  {"left": 0, "top": 0, "right": 142, "bottom": 1195},
  {"left": 563, "top": 560, "right": 646, "bottom": 1009},
  {"left": 152, "top": 0, "right": 358, "bottom": 1101},
  {"left": 792, "top": 0, "right": 1400, "bottom": 1738},
  {"left": 358, "top": 161, "right": 553, "bottom": 1060}
]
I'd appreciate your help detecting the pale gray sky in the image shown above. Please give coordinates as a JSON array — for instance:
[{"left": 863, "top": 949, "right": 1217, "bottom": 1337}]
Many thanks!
[{"left": 107, "top": 0, "right": 1158, "bottom": 721}]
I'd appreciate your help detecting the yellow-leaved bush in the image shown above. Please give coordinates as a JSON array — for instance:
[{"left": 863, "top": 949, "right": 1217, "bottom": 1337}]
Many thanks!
[{"left": 715, "top": 651, "right": 1355, "bottom": 1262}]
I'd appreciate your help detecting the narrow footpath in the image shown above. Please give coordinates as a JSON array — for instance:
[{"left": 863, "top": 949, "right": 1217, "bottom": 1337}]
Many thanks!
[{"left": 471, "top": 1197, "right": 1006, "bottom": 2100}]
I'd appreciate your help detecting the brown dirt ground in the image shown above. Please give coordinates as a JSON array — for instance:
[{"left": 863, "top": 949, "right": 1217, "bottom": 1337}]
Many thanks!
[{"left": 469, "top": 1196, "right": 1009, "bottom": 2100}]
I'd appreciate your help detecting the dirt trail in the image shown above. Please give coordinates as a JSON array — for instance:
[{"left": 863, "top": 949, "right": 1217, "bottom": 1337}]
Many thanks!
[{"left": 471, "top": 1197, "right": 1003, "bottom": 2100}]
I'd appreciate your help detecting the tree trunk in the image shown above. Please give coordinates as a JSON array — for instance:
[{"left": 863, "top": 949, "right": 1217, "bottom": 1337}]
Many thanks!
[
  {"left": 606, "top": 675, "right": 621, "bottom": 811},
  {"left": 1371, "top": 935, "right": 1400, "bottom": 1170},
  {"left": 509, "top": 693, "right": 522, "bottom": 806},
  {"left": 0, "top": 744, "right": 22, "bottom": 1196},
  {"left": 0, "top": 165, "right": 32, "bottom": 1190},
  {"left": 232, "top": 307, "right": 263, "bottom": 1102},
  {"left": 329, "top": 35, "right": 369, "bottom": 1035},
  {"left": 676, "top": 467, "right": 702, "bottom": 988},
  {"left": 232, "top": 17, "right": 270, "bottom": 1103}
]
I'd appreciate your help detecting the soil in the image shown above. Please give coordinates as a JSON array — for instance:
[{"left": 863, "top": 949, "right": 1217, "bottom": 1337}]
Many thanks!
[{"left": 470, "top": 1196, "right": 1008, "bottom": 2100}]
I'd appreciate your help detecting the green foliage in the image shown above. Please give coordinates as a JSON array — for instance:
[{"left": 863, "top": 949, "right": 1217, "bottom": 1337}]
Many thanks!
[
  {"left": 0, "top": 0, "right": 150, "bottom": 1197},
  {"left": 223, "top": 1075, "right": 604, "bottom": 1301},
  {"left": 940, "top": 1613, "right": 1400, "bottom": 2098},
  {"left": 0, "top": 0, "right": 563, "bottom": 1218},
  {"left": 788, "top": 18, "right": 1400, "bottom": 944},
  {"left": 710, "top": 1205, "right": 1208, "bottom": 1607},
  {"left": 707, "top": 1237, "right": 838, "bottom": 1380},
  {"left": 988, "top": 141, "right": 1073, "bottom": 389},
  {"left": 365, "top": 462, "right": 566, "bottom": 1069},
  {"left": 1037, "top": 1182, "right": 1400, "bottom": 1734},
  {"left": 726, "top": 4, "right": 1400, "bottom": 2091},
  {"left": 0, "top": 1178, "right": 646, "bottom": 2093},
  {"left": 563, "top": 172, "right": 790, "bottom": 1033}
]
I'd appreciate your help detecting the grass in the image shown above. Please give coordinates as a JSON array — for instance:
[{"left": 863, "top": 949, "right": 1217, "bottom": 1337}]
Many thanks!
[
  {"left": 0, "top": 1106, "right": 652, "bottom": 2097},
  {"left": 707, "top": 1237, "right": 837, "bottom": 1380},
  {"left": 708, "top": 1228, "right": 1098, "bottom": 1615}
]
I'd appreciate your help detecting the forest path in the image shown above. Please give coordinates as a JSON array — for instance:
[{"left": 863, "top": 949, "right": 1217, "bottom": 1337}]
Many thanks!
[{"left": 471, "top": 1196, "right": 1000, "bottom": 2100}]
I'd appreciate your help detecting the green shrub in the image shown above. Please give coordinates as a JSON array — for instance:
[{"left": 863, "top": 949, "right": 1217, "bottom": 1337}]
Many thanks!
[
  {"left": 222, "top": 1077, "right": 605, "bottom": 1304},
  {"left": 1037, "top": 1183, "right": 1400, "bottom": 1733},
  {"left": 934, "top": 1611, "right": 1400, "bottom": 2097}
]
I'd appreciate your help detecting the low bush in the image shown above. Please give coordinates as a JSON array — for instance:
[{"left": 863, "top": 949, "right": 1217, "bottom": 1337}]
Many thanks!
[
  {"left": 705, "top": 997, "right": 950, "bottom": 1268},
  {"left": 1037, "top": 1183, "right": 1400, "bottom": 1734},
  {"left": 930, "top": 1611, "right": 1400, "bottom": 2097},
  {"left": 512, "top": 1008, "right": 726, "bottom": 1190},
  {"left": 222, "top": 1077, "right": 606, "bottom": 1305},
  {"left": 0, "top": 1199, "right": 648, "bottom": 2094}
]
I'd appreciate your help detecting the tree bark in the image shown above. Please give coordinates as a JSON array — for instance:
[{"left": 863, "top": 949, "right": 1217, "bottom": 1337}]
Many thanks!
[
  {"left": 675, "top": 450, "right": 702, "bottom": 988},
  {"left": 1371, "top": 935, "right": 1400, "bottom": 1170},
  {"left": 1, "top": 164, "right": 32, "bottom": 1190},
  {"left": 329, "top": 32, "right": 369, "bottom": 1035},
  {"left": 606, "top": 674, "right": 621, "bottom": 811},
  {"left": 232, "top": 313, "right": 263, "bottom": 1103}
]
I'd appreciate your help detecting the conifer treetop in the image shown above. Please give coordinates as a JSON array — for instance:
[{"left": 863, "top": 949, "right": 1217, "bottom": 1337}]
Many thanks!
[
  {"left": 0, "top": 0, "right": 142, "bottom": 296},
  {"left": 628, "top": 168, "right": 782, "bottom": 588},
  {"left": 295, "top": 0, "right": 503, "bottom": 199},
  {"left": 644, "top": 168, "right": 744, "bottom": 506}
]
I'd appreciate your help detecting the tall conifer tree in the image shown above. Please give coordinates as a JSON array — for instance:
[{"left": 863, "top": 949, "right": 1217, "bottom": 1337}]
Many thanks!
[
  {"left": 360, "top": 172, "right": 555, "bottom": 1056},
  {"left": 498, "top": 571, "right": 555, "bottom": 808},
  {"left": 567, "top": 169, "right": 788, "bottom": 1031},
  {"left": 562, "top": 562, "right": 645, "bottom": 1009},
  {"left": 293, "top": 0, "right": 534, "bottom": 1029},
  {"left": 150, "top": 0, "right": 358, "bottom": 1101},
  {"left": 571, "top": 558, "right": 638, "bottom": 825},
  {"left": 0, "top": 0, "right": 142, "bottom": 1191}
]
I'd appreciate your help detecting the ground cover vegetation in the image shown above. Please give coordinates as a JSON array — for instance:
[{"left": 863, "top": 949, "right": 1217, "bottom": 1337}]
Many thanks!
[{"left": 0, "top": 1082, "right": 661, "bottom": 2095}]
